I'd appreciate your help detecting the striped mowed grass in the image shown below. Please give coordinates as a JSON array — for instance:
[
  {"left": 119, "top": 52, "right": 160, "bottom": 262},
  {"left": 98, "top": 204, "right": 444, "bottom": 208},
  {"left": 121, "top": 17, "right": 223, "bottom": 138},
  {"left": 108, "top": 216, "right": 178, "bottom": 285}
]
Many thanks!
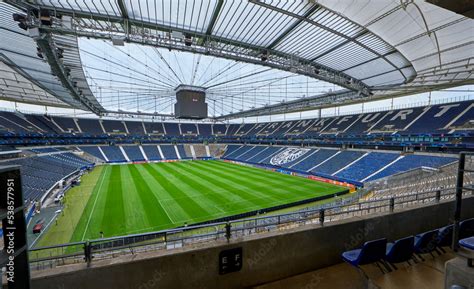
[{"left": 38, "top": 160, "right": 345, "bottom": 246}]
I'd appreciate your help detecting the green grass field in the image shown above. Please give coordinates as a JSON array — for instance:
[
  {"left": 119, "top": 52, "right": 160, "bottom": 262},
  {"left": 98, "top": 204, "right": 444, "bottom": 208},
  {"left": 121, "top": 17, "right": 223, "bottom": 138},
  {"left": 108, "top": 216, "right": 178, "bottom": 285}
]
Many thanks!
[{"left": 37, "top": 160, "right": 345, "bottom": 246}]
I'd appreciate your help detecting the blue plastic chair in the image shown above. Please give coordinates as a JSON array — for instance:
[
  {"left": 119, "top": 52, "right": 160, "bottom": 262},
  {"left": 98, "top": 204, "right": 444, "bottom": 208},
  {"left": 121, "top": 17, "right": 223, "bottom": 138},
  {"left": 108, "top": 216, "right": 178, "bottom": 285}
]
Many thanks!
[
  {"left": 414, "top": 229, "right": 439, "bottom": 260},
  {"left": 459, "top": 218, "right": 474, "bottom": 239},
  {"left": 458, "top": 236, "right": 474, "bottom": 267},
  {"left": 342, "top": 238, "right": 388, "bottom": 272},
  {"left": 385, "top": 236, "right": 414, "bottom": 268},
  {"left": 437, "top": 225, "right": 453, "bottom": 251}
]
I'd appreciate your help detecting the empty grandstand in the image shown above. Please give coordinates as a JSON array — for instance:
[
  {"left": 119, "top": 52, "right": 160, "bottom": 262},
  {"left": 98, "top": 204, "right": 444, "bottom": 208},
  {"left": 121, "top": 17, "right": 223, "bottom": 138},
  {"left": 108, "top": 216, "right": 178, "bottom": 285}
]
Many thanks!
[{"left": 0, "top": 1, "right": 473, "bottom": 289}]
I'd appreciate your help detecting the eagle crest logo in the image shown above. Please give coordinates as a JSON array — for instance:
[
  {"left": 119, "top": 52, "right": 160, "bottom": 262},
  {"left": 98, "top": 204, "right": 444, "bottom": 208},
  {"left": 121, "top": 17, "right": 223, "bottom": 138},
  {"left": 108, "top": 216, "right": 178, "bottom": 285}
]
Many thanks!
[{"left": 270, "top": 148, "right": 310, "bottom": 166}]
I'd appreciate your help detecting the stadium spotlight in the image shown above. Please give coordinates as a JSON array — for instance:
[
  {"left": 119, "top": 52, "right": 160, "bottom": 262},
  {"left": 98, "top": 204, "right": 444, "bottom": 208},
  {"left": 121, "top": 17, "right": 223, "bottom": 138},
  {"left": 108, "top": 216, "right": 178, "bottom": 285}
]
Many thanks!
[
  {"left": 12, "top": 13, "right": 28, "bottom": 31},
  {"left": 36, "top": 47, "right": 43, "bottom": 59},
  {"left": 260, "top": 50, "right": 268, "bottom": 62},
  {"left": 111, "top": 37, "right": 125, "bottom": 46},
  {"left": 12, "top": 13, "right": 26, "bottom": 22},
  {"left": 184, "top": 35, "right": 192, "bottom": 46}
]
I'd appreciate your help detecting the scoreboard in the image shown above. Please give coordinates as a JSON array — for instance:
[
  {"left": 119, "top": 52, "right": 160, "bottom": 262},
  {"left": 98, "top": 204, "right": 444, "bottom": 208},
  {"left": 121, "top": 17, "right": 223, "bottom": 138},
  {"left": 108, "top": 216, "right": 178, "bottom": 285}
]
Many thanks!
[{"left": 174, "top": 85, "right": 208, "bottom": 119}]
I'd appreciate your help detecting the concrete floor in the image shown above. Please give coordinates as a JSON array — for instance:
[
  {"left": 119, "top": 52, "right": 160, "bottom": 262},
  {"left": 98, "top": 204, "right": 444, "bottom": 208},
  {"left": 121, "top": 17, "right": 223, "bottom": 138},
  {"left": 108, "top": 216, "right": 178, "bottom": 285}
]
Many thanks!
[{"left": 253, "top": 251, "right": 455, "bottom": 289}]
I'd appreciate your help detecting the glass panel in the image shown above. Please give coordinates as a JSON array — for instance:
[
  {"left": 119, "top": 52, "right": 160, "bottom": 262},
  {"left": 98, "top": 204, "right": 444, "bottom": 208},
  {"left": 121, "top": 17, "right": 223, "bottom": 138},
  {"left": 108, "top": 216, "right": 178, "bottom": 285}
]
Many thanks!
[
  {"left": 211, "top": 1, "right": 299, "bottom": 47},
  {"left": 126, "top": 0, "right": 218, "bottom": 33},
  {"left": 37, "top": 0, "right": 121, "bottom": 16}
]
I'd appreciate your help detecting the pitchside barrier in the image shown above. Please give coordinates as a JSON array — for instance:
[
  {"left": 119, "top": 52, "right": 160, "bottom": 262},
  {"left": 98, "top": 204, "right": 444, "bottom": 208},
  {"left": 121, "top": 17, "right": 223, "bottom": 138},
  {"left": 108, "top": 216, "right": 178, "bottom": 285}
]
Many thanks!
[{"left": 27, "top": 187, "right": 473, "bottom": 271}]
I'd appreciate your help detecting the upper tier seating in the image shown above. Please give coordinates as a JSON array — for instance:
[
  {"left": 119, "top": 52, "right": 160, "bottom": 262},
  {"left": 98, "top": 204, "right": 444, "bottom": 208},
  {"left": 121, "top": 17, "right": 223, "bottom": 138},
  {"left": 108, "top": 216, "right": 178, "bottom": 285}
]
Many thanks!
[
  {"left": 77, "top": 118, "right": 104, "bottom": 135},
  {"left": 125, "top": 121, "right": 145, "bottom": 135},
  {"left": 212, "top": 124, "right": 227, "bottom": 135},
  {"left": 144, "top": 122, "right": 165, "bottom": 135},
  {"left": 25, "top": 114, "right": 61, "bottom": 134},
  {"left": 198, "top": 124, "right": 212, "bottom": 136},
  {"left": 102, "top": 120, "right": 126, "bottom": 134},
  {"left": 1, "top": 100, "right": 472, "bottom": 139},
  {"left": 51, "top": 116, "right": 79, "bottom": 133},
  {"left": 163, "top": 123, "right": 180, "bottom": 136},
  {"left": 180, "top": 123, "right": 198, "bottom": 135}
]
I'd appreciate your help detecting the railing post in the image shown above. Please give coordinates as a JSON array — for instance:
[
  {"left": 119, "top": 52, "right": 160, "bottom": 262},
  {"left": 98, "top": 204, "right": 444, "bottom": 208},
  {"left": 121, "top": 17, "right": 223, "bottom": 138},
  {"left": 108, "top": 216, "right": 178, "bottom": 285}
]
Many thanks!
[
  {"left": 225, "top": 222, "right": 231, "bottom": 242},
  {"left": 319, "top": 209, "right": 325, "bottom": 225},
  {"left": 436, "top": 190, "right": 441, "bottom": 203},
  {"left": 389, "top": 198, "right": 395, "bottom": 212},
  {"left": 453, "top": 152, "right": 466, "bottom": 251},
  {"left": 84, "top": 241, "right": 92, "bottom": 267}
]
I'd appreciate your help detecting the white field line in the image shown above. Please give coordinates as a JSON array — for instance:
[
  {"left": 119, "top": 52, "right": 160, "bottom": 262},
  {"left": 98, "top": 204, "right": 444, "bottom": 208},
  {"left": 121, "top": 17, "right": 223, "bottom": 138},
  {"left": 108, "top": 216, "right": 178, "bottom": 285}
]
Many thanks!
[
  {"left": 81, "top": 166, "right": 108, "bottom": 241},
  {"left": 158, "top": 200, "right": 175, "bottom": 223}
]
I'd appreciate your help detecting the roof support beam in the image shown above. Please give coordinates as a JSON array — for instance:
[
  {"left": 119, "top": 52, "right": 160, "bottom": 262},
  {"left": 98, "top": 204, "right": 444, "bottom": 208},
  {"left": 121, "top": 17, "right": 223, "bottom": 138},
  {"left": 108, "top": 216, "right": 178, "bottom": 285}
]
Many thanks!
[
  {"left": 205, "top": 0, "right": 223, "bottom": 36},
  {"left": 35, "top": 34, "right": 104, "bottom": 114},
  {"left": 213, "top": 90, "right": 360, "bottom": 120},
  {"left": 116, "top": 0, "right": 131, "bottom": 33}
]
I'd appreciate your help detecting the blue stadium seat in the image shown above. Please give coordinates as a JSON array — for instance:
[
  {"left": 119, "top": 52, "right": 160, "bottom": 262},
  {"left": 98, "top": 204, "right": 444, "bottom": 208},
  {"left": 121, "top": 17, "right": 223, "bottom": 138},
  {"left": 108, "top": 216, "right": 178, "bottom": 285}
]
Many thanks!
[
  {"left": 144, "top": 122, "right": 165, "bottom": 135},
  {"left": 100, "top": 146, "right": 127, "bottom": 162},
  {"left": 459, "top": 237, "right": 474, "bottom": 250},
  {"left": 122, "top": 146, "right": 145, "bottom": 161},
  {"left": 458, "top": 237, "right": 474, "bottom": 267},
  {"left": 291, "top": 149, "right": 337, "bottom": 172},
  {"left": 80, "top": 146, "right": 106, "bottom": 161},
  {"left": 180, "top": 123, "right": 198, "bottom": 135},
  {"left": 142, "top": 145, "right": 162, "bottom": 161},
  {"left": 198, "top": 124, "right": 212, "bottom": 136},
  {"left": 437, "top": 225, "right": 453, "bottom": 248},
  {"left": 313, "top": 151, "right": 365, "bottom": 175},
  {"left": 414, "top": 230, "right": 439, "bottom": 258},
  {"left": 160, "top": 144, "right": 178, "bottom": 159},
  {"left": 125, "top": 121, "right": 145, "bottom": 135},
  {"left": 77, "top": 118, "right": 104, "bottom": 135},
  {"left": 342, "top": 238, "right": 387, "bottom": 267},
  {"left": 212, "top": 124, "right": 227, "bottom": 135},
  {"left": 336, "top": 152, "right": 399, "bottom": 181},
  {"left": 385, "top": 236, "right": 414, "bottom": 265},
  {"left": 460, "top": 218, "right": 474, "bottom": 239},
  {"left": 102, "top": 120, "right": 126, "bottom": 134}
]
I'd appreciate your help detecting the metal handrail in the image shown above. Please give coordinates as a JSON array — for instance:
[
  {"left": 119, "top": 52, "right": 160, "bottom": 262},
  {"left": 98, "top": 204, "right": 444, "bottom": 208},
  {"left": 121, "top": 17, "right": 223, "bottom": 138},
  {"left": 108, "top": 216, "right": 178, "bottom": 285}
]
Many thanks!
[{"left": 28, "top": 187, "right": 472, "bottom": 270}]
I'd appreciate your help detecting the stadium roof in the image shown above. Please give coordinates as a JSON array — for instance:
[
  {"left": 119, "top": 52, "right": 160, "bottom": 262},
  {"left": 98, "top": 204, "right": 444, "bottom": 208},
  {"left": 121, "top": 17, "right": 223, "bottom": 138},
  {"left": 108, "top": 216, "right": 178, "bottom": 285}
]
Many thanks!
[{"left": 1, "top": 0, "right": 473, "bottom": 119}]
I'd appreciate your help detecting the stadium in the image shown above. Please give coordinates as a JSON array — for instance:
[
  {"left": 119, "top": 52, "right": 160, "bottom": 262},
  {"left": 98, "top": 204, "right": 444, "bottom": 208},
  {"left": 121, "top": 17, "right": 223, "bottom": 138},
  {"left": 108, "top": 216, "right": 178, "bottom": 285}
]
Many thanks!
[{"left": 0, "top": 0, "right": 473, "bottom": 288}]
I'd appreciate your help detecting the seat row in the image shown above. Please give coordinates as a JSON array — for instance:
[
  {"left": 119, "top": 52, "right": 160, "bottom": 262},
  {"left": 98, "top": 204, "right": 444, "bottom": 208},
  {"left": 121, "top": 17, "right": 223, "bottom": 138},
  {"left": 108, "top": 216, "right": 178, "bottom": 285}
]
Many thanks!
[{"left": 342, "top": 218, "right": 474, "bottom": 271}]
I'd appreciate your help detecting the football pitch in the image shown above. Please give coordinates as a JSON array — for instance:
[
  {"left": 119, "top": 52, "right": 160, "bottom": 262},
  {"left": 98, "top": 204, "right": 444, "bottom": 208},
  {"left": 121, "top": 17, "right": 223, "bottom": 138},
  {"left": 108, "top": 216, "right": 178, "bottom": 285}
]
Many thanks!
[{"left": 37, "top": 160, "right": 346, "bottom": 246}]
